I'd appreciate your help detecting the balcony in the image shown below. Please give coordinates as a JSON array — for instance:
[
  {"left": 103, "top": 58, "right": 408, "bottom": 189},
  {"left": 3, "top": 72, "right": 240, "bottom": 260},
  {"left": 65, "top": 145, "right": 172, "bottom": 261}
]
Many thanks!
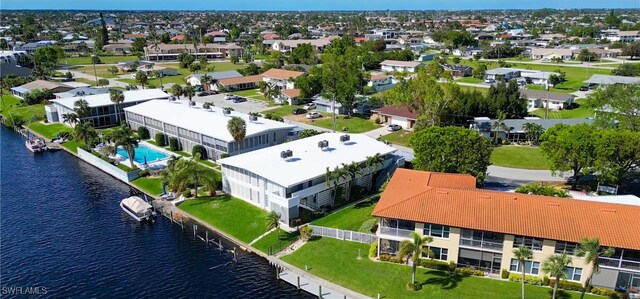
[
  {"left": 378, "top": 226, "right": 415, "bottom": 238},
  {"left": 459, "top": 238, "right": 504, "bottom": 251},
  {"left": 599, "top": 257, "right": 640, "bottom": 271}
]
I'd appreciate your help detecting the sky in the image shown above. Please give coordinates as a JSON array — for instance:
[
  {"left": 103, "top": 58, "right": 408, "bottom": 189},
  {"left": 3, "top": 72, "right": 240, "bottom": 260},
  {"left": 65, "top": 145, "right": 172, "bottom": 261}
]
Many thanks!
[{"left": 1, "top": 0, "right": 639, "bottom": 11}]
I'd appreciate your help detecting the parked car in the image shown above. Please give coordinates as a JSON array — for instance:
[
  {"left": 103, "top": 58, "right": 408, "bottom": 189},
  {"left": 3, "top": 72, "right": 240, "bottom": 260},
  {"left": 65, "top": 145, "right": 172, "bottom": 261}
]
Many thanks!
[
  {"left": 303, "top": 103, "right": 316, "bottom": 110},
  {"left": 579, "top": 85, "right": 589, "bottom": 91},
  {"left": 232, "top": 97, "right": 247, "bottom": 103},
  {"left": 484, "top": 78, "right": 495, "bottom": 84},
  {"left": 197, "top": 92, "right": 208, "bottom": 96},
  {"left": 224, "top": 94, "right": 235, "bottom": 100},
  {"left": 61, "top": 78, "right": 75, "bottom": 82},
  {"left": 292, "top": 108, "right": 307, "bottom": 115},
  {"left": 588, "top": 83, "right": 598, "bottom": 90},
  {"left": 306, "top": 112, "right": 321, "bottom": 119},
  {"left": 387, "top": 124, "right": 402, "bottom": 131}
]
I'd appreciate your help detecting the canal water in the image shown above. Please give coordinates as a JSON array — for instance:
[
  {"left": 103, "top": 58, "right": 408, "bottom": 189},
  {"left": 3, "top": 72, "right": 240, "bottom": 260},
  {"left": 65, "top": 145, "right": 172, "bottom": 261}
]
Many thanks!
[{"left": 0, "top": 126, "right": 311, "bottom": 298}]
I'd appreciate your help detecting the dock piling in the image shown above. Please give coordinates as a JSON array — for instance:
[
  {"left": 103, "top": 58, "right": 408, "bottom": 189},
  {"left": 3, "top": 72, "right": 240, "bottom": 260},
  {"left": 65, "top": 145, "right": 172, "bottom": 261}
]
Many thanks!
[
  {"left": 297, "top": 276, "right": 300, "bottom": 290},
  {"left": 193, "top": 224, "right": 197, "bottom": 237},
  {"left": 206, "top": 231, "right": 209, "bottom": 245},
  {"left": 319, "top": 285, "right": 322, "bottom": 298}
]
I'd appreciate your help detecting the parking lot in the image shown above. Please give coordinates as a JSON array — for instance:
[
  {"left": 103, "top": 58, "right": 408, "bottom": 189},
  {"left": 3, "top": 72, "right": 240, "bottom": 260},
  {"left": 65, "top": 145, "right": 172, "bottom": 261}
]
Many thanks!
[{"left": 192, "top": 93, "right": 272, "bottom": 114}]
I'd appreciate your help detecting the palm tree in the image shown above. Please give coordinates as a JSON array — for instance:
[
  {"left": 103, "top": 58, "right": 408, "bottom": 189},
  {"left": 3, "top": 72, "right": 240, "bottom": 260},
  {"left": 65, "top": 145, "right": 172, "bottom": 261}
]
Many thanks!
[
  {"left": 152, "top": 70, "right": 164, "bottom": 90},
  {"left": 109, "top": 89, "right": 125, "bottom": 125},
  {"left": 576, "top": 238, "right": 615, "bottom": 299},
  {"left": 325, "top": 166, "right": 345, "bottom": 204},
  {"left": 258, "top": 81, "right": 269, "bottom": 94},
  {"left": 62, "top": 112, "right": 80, "bottom": 126},
  {"left": 171, "top": 84, "right": 183, "bottom": 99},
  {"left": 341, "top": 162, "right": 363, "bottom": 202},
  {"left": 169, "top": 153, "right": 215, "bottom": 198},
  {"left": 112, "top": 124, "right": 139, "bottom": 168},
  {"left": 266, "top": 211, "right": 282, "bottom": 238},
  {"left": 200, "top": 74, "right": 212, "bottom": 91},
  {"left": 522, "top": 122, "right": 544, "bottom": 145},
  {"left": 227, "top": 116, "right": 247, "bottom": 153},
  {"left": 73, "top": 121, "right": 96, "bottom": 146},
  {"left": 364, "top": 153, "right": 385, "bottom": 190},
  {"left": 135, "top": 71, "right": 148, "bottom": 89},
  {"left": 491, "top": 111, "right": 509, "bottom": 145},
  {"left": 513, "top": 246, "right": 533, "bottom": 299},
  {"left": 73, "top": 99, "right": 90, "bottom": 119},
  {"left": 182, "top": 84, "right": 196, "bottom": 103},
  {"left": 542, "top": 253, "right": 573, "bottom": 299},
  {"left": 399, "top": 231, "right": 433, "bottom": 286}
]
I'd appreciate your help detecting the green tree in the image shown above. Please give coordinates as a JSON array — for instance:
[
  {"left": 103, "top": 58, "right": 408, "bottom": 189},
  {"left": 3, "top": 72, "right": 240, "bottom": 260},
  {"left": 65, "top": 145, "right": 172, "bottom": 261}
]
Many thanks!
[
  {"left": 611, "top": 64, "right": 640, "bottom": 77},
  {"left": 170, "top": 153, "right": 216, "bottom": 198},
  {"left": 62, "top": 113, "right": 79, "bottom": 126},
  {"left": 364, "top": 153, "right": 385, "bottom": 190},
  {"left": 112, "top": 124, "right": 139, "bottom": 168},
  {"left": 410, "top": 126, "right": 493, "bottom": 186},
  {"left": 227, "top": 116, "right": 246, "bottom": 153},
  {"left": 107, "top": 66, "right": 119, "bottom": 76},
  {"left": 399, "top": 232, "right": 433, "bottom": 287},
  {"left": 32, "top": 46, "right": 64, "bottom": 77},
  {"left": 73, "top": 98, "right": 90, "bottom": 118},
  {"left": 473, "top": 63, "right": 487, "bottom": 79},
  {"left": 541, "top": 253, "right": 573, "bottom": 299},
  {"left": 576, "top": 238, "right": 615, "bottom": 299},
  {"left": 604, "top": 10, "right": 621, "bottom": 28},
  {"left": 490, "top": 111, "right": 509, "bottom": 144},
  {"left": 109, "top": 89, "right": 125, "bottom": 125},
  {"left": 585, "top": 84, "right": 640, "bottom": 131},
  {"left": 178, "top": 53, "right": 195, "bottom": 69},
  {"left": 577, "top": 49, "right": 598, "bottom": 62},
  {"left": 230, "top": 54, "right": 239, "bottom": 64},
  {"left": 73, "top": 121, "right": 96, "bottom": 146},
  {"left": 266, "top": 211, "right": 282, "bottom": 238},
  {"left": 131, "top": 37, "right": 147, "bottom": 52},
  {"left": 540, "top": 124, "right": 597, "bottom": 189},
  {"left": 170, "top": 84, "right": 183, "bottom": 99},
  {"left": 340, "top": 162, "right": 363, "bottom": 202},
  {"left": 325, "top": 166, "right": 345, "bottom": 203},
  {"left": 135, "top": 71, "right": 148, "bottom": 89},
  {"left": 513, "top": 246, "right": 533, "bottom": 299},
  {"left": 182, "top": 84, "right": 196, "bottom": 102},
  {"left": 523, "top": 122, "right": 545, "bottom": 145},
  {"left": 621, "top": 42, "right": 640, "bottom": 60},
  {"left": 593, "top": 129, "right": 640, "bottom": 184},
  {"left": 289, "top": 43, "right": 315, "bottom": 65}
]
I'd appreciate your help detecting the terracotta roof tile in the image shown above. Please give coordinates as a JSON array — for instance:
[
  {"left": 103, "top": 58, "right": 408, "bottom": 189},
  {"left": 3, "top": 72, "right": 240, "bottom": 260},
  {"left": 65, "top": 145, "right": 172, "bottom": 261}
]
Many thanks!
[
  {"left": 261, "top": 68, "right": 305, "bottom": 80},
  {"left": 281, "top": 89, "right": 300, "bottom": 98},
  {"left": 218, "top": 75, "right": 262, "bottom": 86}
]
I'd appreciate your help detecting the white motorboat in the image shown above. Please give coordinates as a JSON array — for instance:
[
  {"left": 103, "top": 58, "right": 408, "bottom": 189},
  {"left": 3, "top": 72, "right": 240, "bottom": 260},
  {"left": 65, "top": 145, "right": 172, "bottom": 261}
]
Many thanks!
[
  {"left": 120, "top": 196, "right": 156, "bottom": 221},
  {"left": 25, "top": 137, "right": 47, "bottom": 152}
]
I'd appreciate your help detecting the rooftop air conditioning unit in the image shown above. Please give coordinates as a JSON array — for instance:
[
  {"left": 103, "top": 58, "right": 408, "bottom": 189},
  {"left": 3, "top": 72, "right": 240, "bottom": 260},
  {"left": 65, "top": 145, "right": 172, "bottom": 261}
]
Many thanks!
[
  {"left": 169, "top": 96, "right": 176, "bottom": 102},
  {"left": 249, "top": 115, "right": 258, "bottom": 122},
  {"left": 280, "top": 150, "right": 293, "bottom": 159},
  {"left": 340, "top": 134, "right": 350, "bottom": 142},
  {"left": 318, "top": 140, "right": 329, "bottom": 150},
  {"left": 189, "top": 101, "right": 196, "bottom": 107},
  {"left": 223, "top": 109, "right": 231, "bottom": 115}
]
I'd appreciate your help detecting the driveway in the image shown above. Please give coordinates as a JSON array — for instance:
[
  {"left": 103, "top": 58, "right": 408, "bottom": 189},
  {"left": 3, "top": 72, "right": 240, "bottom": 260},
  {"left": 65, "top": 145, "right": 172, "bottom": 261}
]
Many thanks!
[{"left": 363, "top": 126, "right": 394, "bottom": 139}]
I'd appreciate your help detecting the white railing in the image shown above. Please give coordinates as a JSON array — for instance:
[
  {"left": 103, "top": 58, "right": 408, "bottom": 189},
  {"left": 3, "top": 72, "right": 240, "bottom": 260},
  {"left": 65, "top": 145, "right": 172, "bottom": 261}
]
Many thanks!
[
  {"left": 378, "top": 226, "right": 415, "bottom": 238},
  {"left": 599, "top": 257, "right": 640, "bottom": 271},
  {"left": 309, "top": 225, "right": 377, "bottom": 245},
  {"left": 459, "top": 238, "right": 504, "bottom": 251}
]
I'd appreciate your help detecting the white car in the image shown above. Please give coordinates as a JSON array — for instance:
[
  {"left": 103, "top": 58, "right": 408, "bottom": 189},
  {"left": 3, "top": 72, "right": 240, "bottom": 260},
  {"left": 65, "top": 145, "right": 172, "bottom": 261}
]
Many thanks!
[
  {"left": 484, "top": 78, "right": 495, "bottom": 84},
  {"left": 306, "top": 112, "right": 321, "bottom": 119},
  {"left": 303, "top": 103, "right": 316, "bottom": 110},
  {"left": 387, "top": 124, "right": 402, "bottom": 131}
]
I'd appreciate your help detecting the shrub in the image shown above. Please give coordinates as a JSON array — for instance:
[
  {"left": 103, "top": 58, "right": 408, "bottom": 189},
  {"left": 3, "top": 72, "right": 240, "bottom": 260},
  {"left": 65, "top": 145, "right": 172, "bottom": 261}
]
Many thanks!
[
  {"left": 508, "top": 273, "right": 543, "bottom": 285},
  {"left": 299, "top": 225, "right": 313, "bottom": 241},
  {"left": 369, "top": 241, "right": 378, "bottom": 257},
  {"left": 220, "top": 153, "right": 229, "bottom": 159},
  {"left": 375, "top": 117, "right": 382, "bottom": 124},
  {"left": 590, "top": 287, "right": 624, "bottom": 299},
  {"left": 420, "top": 259, "right": 450, "bottom": 271},
  {"left": 448, "top": 261, "right": 456, "bottom": 271},
  {"left": 137, "top": 126, "right": 150, "bottom": 139},
  {"left": 169, "top": 137, "right": 180, "bottom": 151},
  {"left": 390, "top": 256, "right": 403, "bottom": 264},
  {"left": 543, "top": 276, "right": 550, "bottom": 286},
  {"left": 379, "top": 254, "right": 391, "bottom": 262},
  {"left": 359, "top": 218, "right": 378, "bottom": 233},
  {"left": 552, "top": 280, "right": 583, "bottom": 291},
  {"left": 138, "top": 169, "right": 150, "bottom": 177},
  {"left": 501, "top": 269, "right": 510, "bottom": 279},
  {"left": 154, "top": 133, "right": 166, "bottom": 146},
  {"left": 455, "top": 267, "right": 485, "bottom": 277},
  {"left": 192, "top": 144, "right": 206, "bottom": 159},
  {"left": 182, "top": 189, "right": 192, "bottom": 198},
  {"left": 97, "top": 78, "right": 109, "bottom": 86}
]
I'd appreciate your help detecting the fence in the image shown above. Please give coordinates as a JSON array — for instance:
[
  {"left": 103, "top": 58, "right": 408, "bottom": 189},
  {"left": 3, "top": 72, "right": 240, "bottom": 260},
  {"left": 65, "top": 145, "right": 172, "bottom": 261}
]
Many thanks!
[{"left": 309, "top": 225, "right": 377, "bottom": 245}]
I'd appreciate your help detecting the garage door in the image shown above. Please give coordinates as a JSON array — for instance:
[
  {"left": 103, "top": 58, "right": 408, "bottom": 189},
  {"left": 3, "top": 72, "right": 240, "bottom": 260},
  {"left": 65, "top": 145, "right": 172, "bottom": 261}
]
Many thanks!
[{"left": 391, "top": 117, "right": 408, "bottom": 129}]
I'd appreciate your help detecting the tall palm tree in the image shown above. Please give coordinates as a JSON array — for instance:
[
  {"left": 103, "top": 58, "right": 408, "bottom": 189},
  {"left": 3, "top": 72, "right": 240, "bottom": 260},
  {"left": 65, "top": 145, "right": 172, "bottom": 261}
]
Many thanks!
[
  {"left": 62, "top": 112, "right": 80, "bottom": 126},
  {"left": 73, "top": 99, "right": 90, "bottom": 119},
  {"left": 169, "top": 153, "right": 215, "bottom": 198},
  {"left": 576, "top": 238, "right": 615, "bottom": 299},
  {"left": 491, "top": 111, "right": 509, "bottom": 145},
  {"left": 152, "top": 70, "right": 164, "bottom": 90},
  {"left": 112, "top": 124, "right": 139, "bottom": 168},
  {"left": 522, "top": 122, "right": 544, "bottom": 145},
  {"left": 325, "top": 166, "right": 344, "bottom": 204},
  {"left": 227, "top": 116, "right": 247, "bottom": 153},
  {"left": 513, "top": 246, "right": 533, "bottom": 299},
  {"left": 399, "top": 231, "right": 433, "bottom": 286},
  {"left": 109, "top": 89, "right": 125, "bottom": 125},
  {"left": 258, "top": 80, "right": 269, "bottom": 94},
  {"left": 182, "top": 84, "right": 196, "bottom": 103},
  {"left": 364, "top": 153, "right": 385, "bottom": 190},
  {"left": 73, "top": 121, "right": 96, "bottom": 146},
  {"left": 341, "top": 162, "right": 363, "bottom": 202},
  {"left": 200, "top": 74, "right": 212, "bottom": 91},
  {"left": 135, "top": 71, "right": 148, "bottom": 89},
  {"left": 266, "top": 211, "right": 282, "bottom": 238},
  {"left": 542, "top": 253, "right": 573, "bottom": 299}
]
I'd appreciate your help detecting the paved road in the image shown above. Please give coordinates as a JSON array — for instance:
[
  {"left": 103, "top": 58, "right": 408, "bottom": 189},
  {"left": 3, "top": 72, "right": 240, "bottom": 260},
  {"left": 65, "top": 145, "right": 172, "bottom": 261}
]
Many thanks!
[{"left": 479, "top": 58, "right": 618, "bottom": 70}]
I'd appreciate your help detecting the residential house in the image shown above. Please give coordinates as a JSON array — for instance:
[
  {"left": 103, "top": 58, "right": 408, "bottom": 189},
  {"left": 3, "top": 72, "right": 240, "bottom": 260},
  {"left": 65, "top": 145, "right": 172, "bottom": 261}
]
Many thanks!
[
  {"left": 11, "top": 80, "right": 74, "bottom": 99},
  {"left": 217, "top": 75, "right": 263, "bottom": 91},
  {"left": 585, "top": 74, "right": 640, "bottom": 85},
  {"left": 218, "top": 133, "right": 399, "bottom": 224},
  {"left": 440, "top": 63, "right": 473, "bottom": 77},
  {"left": 367, "top": 74, "right": 395, "bottom": 92},
  {"left": 470, "top": 117, "right": 594, "bottom": 142},
  {"left": 103, "top": 40, "right": 134, "bottom": 54},
  {"left": 604, "top": 30, "right": 640, "bottom": 43},
  {"left": 143, "top": 43, "right": 244, "bottom": 62},
  {"left": 185, "top": 70, "right": 243, "bottom": 88},
  {"left": 373, "top": 168, "right": 640, "bottom": 291},
  {"left": 530, "top": 48, "right": 574, "bottom": 61},
  {"left": 271, "top": 38, "right": 334, "bottom": 53},
  {"left": 278, "top": 89, "right": 302, "bottom": 105},
  {"left": 53, "top": 87, "right": 110, "bottom": 99},
  {"left": 520, "top": 89, "right": 575, "bottom": 110},
  {"left": 452, "top": 47, "right": 483, "bottom": 57},
  {"left": 485, "top": 68, "right": 520, "bottom": 81},
  {"left": 518, "top": 69, "right": 559, "bottom": 86},
  {"left": 380, "top": 60, "right": 422, "bottom": 73},
  {"left": 124, "top": 99, "right": 296, "bottom": 160},
  {"left": 370, "top": 105, "right": 418, "bottom": 130},
  {"left": 0, "top": 63, "right": 31, "bottom": 78},
  {"left": 261, "top": 68, "right": 305, "bottom": 90}
]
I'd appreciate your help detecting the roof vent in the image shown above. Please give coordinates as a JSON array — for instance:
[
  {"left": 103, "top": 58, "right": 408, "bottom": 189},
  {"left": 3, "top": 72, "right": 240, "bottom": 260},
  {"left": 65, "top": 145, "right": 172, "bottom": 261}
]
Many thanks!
[
  {"left": 318, "top": 140, "right": 329, "bottom": 150},
  {"left": 340, "top": 134, "right": 350, "bottom": 142},
  {"left": 280, "top": 150, "right": 293, "bottom": 159}
]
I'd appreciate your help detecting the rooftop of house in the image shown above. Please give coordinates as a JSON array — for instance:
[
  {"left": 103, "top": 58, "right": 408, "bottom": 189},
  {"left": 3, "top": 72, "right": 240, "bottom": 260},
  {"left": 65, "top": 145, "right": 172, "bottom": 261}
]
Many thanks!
[
  {"left": 261, "top": 68, "right": 305, "bottom": 80},
  {"left": 218, "top": 133, "right": 397, "bottom": 187},
  {"left": 123, "top": 99, "right": 296, "bottom": 143},
  {"left": 218, "top": 75, "right": 263, "bottom": 86},
  {"left": 185, "top": 70, "right": 242, "bottom": 81},
  {"left": 585, "top": 74, "right": 640, "bottom": 85},
  {"left": 281, "top": 89, "right": 300, "bottom": 98},
  {"left": 380, "top": 60, "right": 422, "bottom": 68},
  {"left": 520, "top": 89, "right": 575, "bottom": 101},
  {"left": 371, "top": 105, "right": 418, "bottom": 120},
  {"left": 54, "top": 87, "right": 110, "bottom": 98},
  {"left": 471, "top": 118, "right": 594, "bottom": 133},
  {"left": 485, "top": 68, "right": 520, "bottom": 75},
  {"left": 373, "top": 168, "right": 640, "bottom": 250},
  {"left": 52, "top": 89, "right": 169, "bottom": 109}
]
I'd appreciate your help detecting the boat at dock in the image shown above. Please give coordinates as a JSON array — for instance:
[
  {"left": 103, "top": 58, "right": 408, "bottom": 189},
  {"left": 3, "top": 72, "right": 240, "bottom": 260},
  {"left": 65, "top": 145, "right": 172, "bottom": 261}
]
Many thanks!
[
  {"left": 120, "top": 196, "right": 156, "bottom": 221},
  {"left": 25, "top": 137, "right": 48, "bottom": 152}
]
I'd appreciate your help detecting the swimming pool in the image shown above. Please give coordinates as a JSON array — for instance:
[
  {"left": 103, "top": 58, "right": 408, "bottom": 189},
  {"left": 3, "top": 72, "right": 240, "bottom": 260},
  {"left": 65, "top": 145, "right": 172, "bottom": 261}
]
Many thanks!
[{"left": 117, "top": 145, "right": 168, "bottom": 164}]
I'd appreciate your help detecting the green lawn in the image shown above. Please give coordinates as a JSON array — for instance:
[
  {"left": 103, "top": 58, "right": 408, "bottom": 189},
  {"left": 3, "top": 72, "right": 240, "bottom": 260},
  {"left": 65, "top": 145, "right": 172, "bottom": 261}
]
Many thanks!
[
  {"left": 456, "top": 77, "right": 483, "bottom": 84},
  {"left": 230, "top": 89, "right": 269, "bottom": 102},
  {"left": 379, "top": 130, "right": 413, "bottom": 147},
  {"left": 61, "top": 140, "right": 83, "bottom": 153},
  {"left": 261, "top": 105, "right": 304, "bottom": 119},
  {"left": 282, "top": 238, "right": 599, "bottom": 299},
  {"left": 1, "top": 93, "right": 45, "bottom": 123},
  {"left": 179, "top": 195, "right": 269, "bottom": 243},
  {"left": 131, "top": 177, "right": 164, "bottom": 195},
  {"left": 490, "top": 146, "right": 550, "bottom": 170},
  {"left": 252, "top": 229, "right": 300, "bottom": 254},
  {"left": 60, "top": 55, "right": 139, "bottom": 65},
  {"left": 312, "top": 115, "right": 378, "bottom": 133},
  {"left": 311, "top": 197, "right": 378, "bottom": 232},
  {"left": 530, "top": 100, "right": 595, "bottom": 119},
  {"left": 28, "top": 122, "right": 72, "bottom": 139},
  {"left": 75, "top": 65, "right": 119, "bottom": 78}
]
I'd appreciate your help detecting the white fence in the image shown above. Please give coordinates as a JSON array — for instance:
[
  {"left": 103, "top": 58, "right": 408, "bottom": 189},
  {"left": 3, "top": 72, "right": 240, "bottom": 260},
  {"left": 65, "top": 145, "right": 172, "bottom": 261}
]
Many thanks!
[{"left": 309, "top": 225, "right": 377, "bottom": 245}]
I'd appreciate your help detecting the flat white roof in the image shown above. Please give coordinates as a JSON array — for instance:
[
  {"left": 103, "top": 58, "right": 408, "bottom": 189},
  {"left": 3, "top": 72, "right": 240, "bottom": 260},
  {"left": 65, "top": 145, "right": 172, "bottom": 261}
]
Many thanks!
[
  {"left": 218, "top": 133, "right": 397, "bottom": 187},
  {"left": 52, "top": 89, "right": 170, "bottom": 109},
  {"left": 124, "top": 99, "right": 296, "bottom": 143}
]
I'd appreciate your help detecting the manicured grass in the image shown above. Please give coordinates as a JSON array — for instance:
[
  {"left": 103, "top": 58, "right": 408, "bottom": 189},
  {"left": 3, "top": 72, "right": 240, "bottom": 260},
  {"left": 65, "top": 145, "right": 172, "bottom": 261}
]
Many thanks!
[
  {"left": 199, "top": 159, "right": 221, "bottom": 169},
  {"left": 312, "top": 115, "right": 378, "bottom": 133},
  {"left": 179, "top": 195, "right": 269, "bottom": 243},
  {"left": 311, "top": 197, "right": 378, "bottom": 231},
  {"left": 61, "top": 140, "right": 83, "bottom": 153},
  {"left": 379, "top": 130, "right": 413, "bottom": 147},
  {"left": 230, "top": 89, "right": 270, "bottom": 102},
  {"left": 74, "top": 78, "right": 100, "bottom": 86},
  {"left": 28, "top": 122, "right": 72, "bottom": 139},
  {"left": 252, "top": 229, "right": 299, "bottom": 254},
  {"left": 261, "top": 105, "right": 303, "bottom": 119},
  {"left": 131, "top": 176, "right": 164, "bottom": 195},
  {"left": 282, "top": 238, "right": 599, "bottom": 299},
  {"left": 490, "top": 146, "right": 550, "bottom": 170},
  {"left": 116, "top": 163, "right": 134, "bottom": 172},
  {"left": 60, "top": 55, "right": 139, "bottom": 65},
  {"left": 75, "top": 65, "right": 119, "bottom": 78},
  {"left": 456, "top": 77, "right": 483, "bottom": 84},
  {"left": 1, "top": 93, "right": 45, "bottom": 123},
  {"left": 531, "top": 100, "right": 595, "bottom": 119}
]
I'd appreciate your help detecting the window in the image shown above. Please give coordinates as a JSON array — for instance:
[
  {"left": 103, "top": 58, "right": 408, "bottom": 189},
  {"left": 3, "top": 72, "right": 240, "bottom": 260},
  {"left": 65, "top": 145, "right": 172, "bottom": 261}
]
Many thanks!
[
  {"left": 510, "top": 259, "right": 540, "bottom": 275},
  {"left": 423, "top": 224, "right": 450, "bottom": 238},
  {"left": 555, "top": 242, "right": 578, "bottom": 255},
  {"left": 563, "top": 267, "right": 582, "bottom": 281},
  {"left": 427, "top": 246, "right": 449, "bottom": 261},
  {"left": 514, "top": 236, "right": 543, "bottom": 251}
]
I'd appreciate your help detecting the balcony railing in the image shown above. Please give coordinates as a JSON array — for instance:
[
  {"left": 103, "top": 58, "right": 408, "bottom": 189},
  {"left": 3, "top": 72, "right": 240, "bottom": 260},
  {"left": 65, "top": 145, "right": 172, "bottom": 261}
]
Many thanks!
[
  {"left": 459, "top": 238, "right": 504, "bottom": 251},
  {"left": 378, "top": 226, "right": 415, "bottom": 238},
  {"left": 599, "top": 257, "right": 640, "bottom": 271}
]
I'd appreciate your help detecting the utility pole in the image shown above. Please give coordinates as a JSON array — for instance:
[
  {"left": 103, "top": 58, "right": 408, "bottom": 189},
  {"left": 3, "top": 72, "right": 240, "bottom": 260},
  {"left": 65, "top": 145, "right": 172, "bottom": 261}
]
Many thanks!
[{"left": 545, "top": 76, "right": 550, "bottom": 120}]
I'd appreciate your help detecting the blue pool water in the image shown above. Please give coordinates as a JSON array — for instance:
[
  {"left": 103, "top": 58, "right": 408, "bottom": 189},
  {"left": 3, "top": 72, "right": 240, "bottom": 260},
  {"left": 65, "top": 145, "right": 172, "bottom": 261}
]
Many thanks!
[{"left": 117, "top": 144, "right": 168, "bottom": 164}]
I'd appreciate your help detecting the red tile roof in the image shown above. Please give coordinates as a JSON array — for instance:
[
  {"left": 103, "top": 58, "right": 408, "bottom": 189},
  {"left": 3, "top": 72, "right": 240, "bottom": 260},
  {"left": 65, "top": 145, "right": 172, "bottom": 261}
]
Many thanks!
[
  {"left": 281, "top": 89, "right": 300, "bottom": 98},
  {"left": 218, "top": 75, "right": 262, "bottom": 86},
  {"left": 371, "top": 105, "right": 418, "bottom": 120},
  {"left": 261, "top": 68, "right": 305, "bottom": 80},
  {"left": 373, "top": 169, "right": 640, "bottom": 250}
]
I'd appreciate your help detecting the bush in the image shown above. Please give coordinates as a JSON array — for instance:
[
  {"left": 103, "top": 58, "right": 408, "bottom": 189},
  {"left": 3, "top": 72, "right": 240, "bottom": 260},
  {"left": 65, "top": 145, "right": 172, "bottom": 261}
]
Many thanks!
[
  {"left": 390, "top": 256, "right": 403, "bottom": 264},
  {"left": 379, "top": 254, "right": 391, "bottom": 262},
  {"left": 154, "top": 133, "right": 166, "bottom": 146},
  {"left": 182, "top": 189, "right": 192, "bottom": 198},
  {"left": 448, "top": 261, "right": 456, "bottom": 271},
  {"left": 455, "top": 268, "right": 485, "bottom": 277},
  {"left": 369, "top": 241, "right": 378, "bottom": 257},
  {"left": 375, "top": 117, "right": 382, "bottom": 124},
  {"left": 543, "top": 276, "right": 550, "bottom": 286},
  {"left": 137, "top": 126, "right": 150, "bottom": 139},
  {"left": 192, "top": 144, "right": 206, "bottom": 159},
  {"left": 169, "top": 137, "right": 180, "bottom": 151},
  {"left": 220, "top": 153, "right": 229, "bottom": 159},
  {"left": 501, "top": 269, "right": 510, "bottom": 279},
  {"left": 590, "top": 287, "right": 624, "bottom": 299},
  {"left": 551, "top": 280, "right": 583, "bottom": 291},
  {"left": 420, "top": 259, "right": 451, "bottom": 271},
  {"left": 96, "top": 78, "right": 109, "bottom": 86},
  {"left": 508, "top": 273, "right": 543, "bottom": 285},
  {"left": 138, "top": 169, "right": 150, "bottom": 177}
]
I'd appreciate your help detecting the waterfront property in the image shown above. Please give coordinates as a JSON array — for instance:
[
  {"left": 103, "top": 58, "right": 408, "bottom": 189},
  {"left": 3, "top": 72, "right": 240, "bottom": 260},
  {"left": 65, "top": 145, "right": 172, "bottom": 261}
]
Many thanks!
[
  {"left": 470, "top": 117, "right": 594, "bottom": 142},
  {"left": 372, "top": 168, "right": 640, "bottom": 291},
  {"left": 143, "top": 43, "right": 244, "bottom": 61},
  {"left": 217, "top": 133, "right": 400, "bottom": 225},
  {"left": 124, "top": 99, "right": 296, "bottom": 160},
  {"left": 46, "top": 89, "right": 170, "bottom": 128}
]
